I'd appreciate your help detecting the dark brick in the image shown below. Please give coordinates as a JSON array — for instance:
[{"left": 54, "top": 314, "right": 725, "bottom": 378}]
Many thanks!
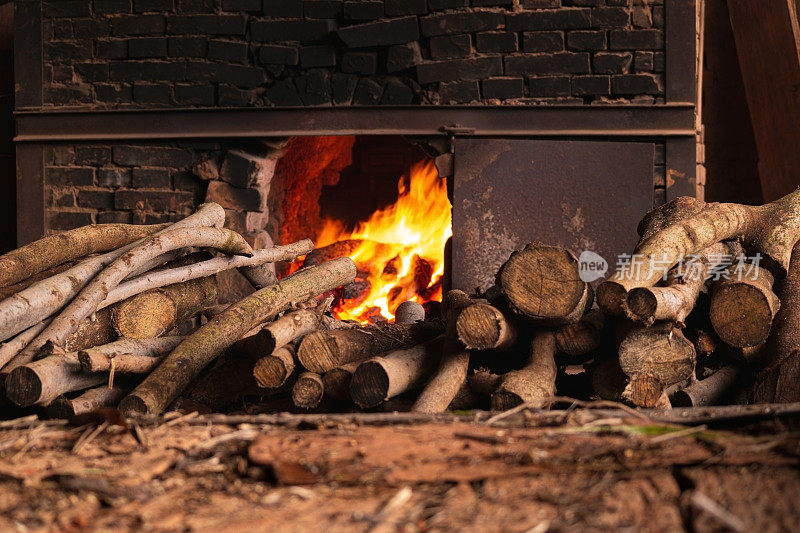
[
  {"left": 300, "top": 45, "right": 337, "bottom": 68},
  {"left": 429, "top": 0, "right": 468, "bottom": 8},
  {"left": 48, "top": 189, "right": 76, "bottom": 208},
  {"left": 135, "top": 0, "right": 175, "bottom": 11},
  {"left": 48, "top": 64, "right": 74, "bottom": 83},
  {"left": 439, "top": 80, "right": 479, "bottom": 103},
  {"left": 522, "top": 31, "right": 564, "bottom": 52},
  {"left": 303, "top": 1, "right": 342, "bottom": 18},
  {"left": 416, "top": 56, "right": 502, "bottom": 84},
  {"left": 567, "top": 30, "right": 605, "bottom": 50},
  {"left": 46, "top": 41, "right": 93, "bottom": 61},
  {"left": 176, "top": 0, "right": 214, "bottom": 13},
  {"left": 169, "top": 37, "right": 207, "bottom": 57},
  {"left": 48, "top": 211, "right": 94, "bottom": 230},
  {"left": 129, "top": 37, "right": 168, "bottom": 58},
  {"left": 632, "top": 5, "right": 652, "bottom": 28},
  {"left": 97, "top": 39, "right": 129, "bottom": 59},
  {"left": 259, "top": 45, "right": 299, "bottom": 65},
  {"left": 338, "top": 17, "right": 419, "bottom": 47},
  {"left": 73, "top": 18, "right": 110, "bottom": 38},
  {"left": 133, "top": 82, "right": 172, "bottom": 104},
  {"left": 472, "top": 0, "right": 512, "bottom": 5},
  {"left": 294, "top": 70, "right": 331, "bottom": 106},
  {"left": 263, "top": 0, "right": 303, "bottom": 17},
  {"left": 75, "top": 62, "right": 109, "bottom": 82},
  {"left": 430, "top": 34, "right": 472, "bottom": 59},
  {"left": 611, "top": 73, "right": 661, "bottom": 95},
  {"left": 174, "top": 170, "right": 203, "bottom": 193},
  {"left": 115, "top": 189, "right": 194, "bottom": 212},
  {"left": 77, "top": 188, "right": 115, "bottom": 209},
  {"left": 96, "top": 83, "right": 133, "bottom": 103},
  {"left": 571, "top": 74, "right": 609, "bottom": 95},
  {"left": 266, "top": 79, "right": 303, "bottom": 106},
  {"left": 563, "top": 0, "right": 601, "bottom": 5},
  {"left": 609, "top": 29, "right": 663, "bottom": 50},
  {"left": 113, "top": 145, "right": 194, "bottom": 167},
  {"left": 132, "top": 212, "right": 185, "bottom": 224},
  {"left": 208, "top": 40, "right": 249, "bottom": 63},
  {"left": 592, "top": 7, "right": 629, "bottom": 28},
  {"left": 653, "top": 51, "right": 664, "bottom": 71},
  {"left": 112, "top": 15, "right": 166, "bottom": 36},
  {"left": 219, "top": 85, "right": 251, "bottom": 106},
  {"left": 482, "top": 77, "right": 523, "bottom": 99},
  {"left": 46, "top": 167, "right": 94, "bottom": 187},
  {"left": 505, "top": 52, "right": 590, "bottom": 75},
  {"left": 653, "top": 6, "right": 664, "bottom": 28},
  {"left": 252, "top": 19, "right": 336, "bottom": 42},
  {"left": 593, "top": 51, "right": 631, "bottom": 73},
  {"left": 344, "top": 1, "right": 383, "bottom": 20},
  {"left": 45, "top": 85, "right": 93, "bottom": 105},
  {"left": 132, "top": 168, "right": 171, "bottom": 188},
  {"left": 75, "top": 146, "right": 112, "bottom": 166},
  {"left": 353, "top": 78, "right": 383, "bottom": 105},
  {"left": 421, "top": 12, "right": 504, "bottom": 37},
  {"left": 475, "top": 32, "right": 517, "bottom": 53},
  {"left": 380, "top": 78, "right": 414, "bottom": 105},
  {"left": 527, "top": 75, "right": 570, "bottom": 97},
  {"left": 221, "top": 0, "right": 262, "bottom": 10},
  {"left": 186, "top": 61, "right": 266, "bottom": 87},
  {"left": 97, "top": 211, "right": 133, "bottom": 223},
  {"left": 98, "top": 168, "right": 132, "bottom": 187},
  {"left": 174, "top": 83, "right": 215, "bottom": 105},
  {"left": 506, "top": 9, "right": 590, "bottom": 31},
  {"left": 342, "top": 52, "right": 377, "bottom": 74},
  {"left": 386, "top": 42, "right": 422, "bottom": 72},
  {"left": 205, "top": 181, "right": 263, "bottom": 211},
  {"left": 386, "top": 0, "right": 427, "bottom": 16},
  {"left": 110, "top": 61, "right": 187, "bottom": 81},
  {"left": 331, "top": 73, "right": 358, "bottom": 105},
  {"left": 46, "top": 146, "right": 76, "bottom": 166},
  {"left": 43, "top": 1, "right": 90, "bottom": 17},
  {"left": 94, "top": 0, "right": 132, "bottom": 14},
  {"left": 168, "top": 15, "right": 247, "bottom": 35},
  {"left": 51, "top": 20, "right": 73, "bottom": 39},
  {"left": 634, "top": 50, "right": 653, "bottom": 71}
]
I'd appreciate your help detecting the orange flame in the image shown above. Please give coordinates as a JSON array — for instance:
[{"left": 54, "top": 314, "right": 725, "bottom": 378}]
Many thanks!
[{"left": 317, "top": 160, "right": 451, "bottom": 323}]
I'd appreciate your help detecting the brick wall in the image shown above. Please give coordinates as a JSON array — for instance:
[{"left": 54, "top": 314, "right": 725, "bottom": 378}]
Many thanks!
[{"left": 39, "top": 0, "right": 665, "bottom": 107}]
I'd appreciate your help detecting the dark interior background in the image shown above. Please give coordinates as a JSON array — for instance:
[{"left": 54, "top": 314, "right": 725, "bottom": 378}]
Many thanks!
[{"left": 0, "top": 1, "right": 15, "bottom": 253}]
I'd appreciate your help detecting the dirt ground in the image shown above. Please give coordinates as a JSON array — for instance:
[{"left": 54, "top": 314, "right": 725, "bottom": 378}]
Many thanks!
[{"left": 0, "top": 406, "right": 798, "bottom": 532}]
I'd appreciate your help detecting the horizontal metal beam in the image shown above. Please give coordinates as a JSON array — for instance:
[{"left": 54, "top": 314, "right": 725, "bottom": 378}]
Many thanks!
[{"left": 15, "top": 105, "right": 696, "bottom": 142}]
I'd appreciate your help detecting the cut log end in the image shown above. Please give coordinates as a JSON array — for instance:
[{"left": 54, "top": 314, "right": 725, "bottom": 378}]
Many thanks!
[
  {"left": 622, "top": 374, "right": 670, "bottom": 409},
  {"left": 5, "top": 367, "right": 41, "bottom": 407},
  {"left": 118, "top": 394, "right": 149, "bottom": 415},
  {"left": 113, "top": 291, "right": 177, "bottom": 339},
  {"left": 253, "top": 346, "right": 295, "bottom": 389},
  {"left": 395, "top": 300, "right": 425, "bottom": 324},
  {"left": 618, "top": 323, "right": 695, "bottom": 386},
  {"left": 350, "top": 360, "right": 390, "bottom": 408},
  {"left": 596, "top": 280, "right": 627, "bottom": 316},
  {"left": 490, "top": 390, "right": 525, "bottom": 411},
  {"left": 455, "top": 303, "right": 516, "bottom": 350},
  {"left": 624, "top": 287, "right": 658, "bottom": 325},
  {"left": 291, "top": 372, "right": 324, "bottom": 409},
  {"left": 710, "top": 283, "right": 777, "bottom": 348}
]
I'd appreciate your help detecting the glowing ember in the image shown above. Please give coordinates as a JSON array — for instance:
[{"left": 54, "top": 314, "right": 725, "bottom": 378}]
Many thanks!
[{"left": 316, "top": 160, "right": 451, "bottom": 323}]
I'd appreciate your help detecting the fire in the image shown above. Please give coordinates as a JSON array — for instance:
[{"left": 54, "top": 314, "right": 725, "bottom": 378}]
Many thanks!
[{"left": 316, "top": 160, "right": 451, "bottom": 323}]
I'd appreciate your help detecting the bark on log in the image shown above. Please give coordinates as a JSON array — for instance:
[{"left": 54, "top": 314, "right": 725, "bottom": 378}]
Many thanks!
[
  {"left": 297, "top": 320, "right": 444, "bottom": 374},
  {"left": 412, "top": 290, "right": 473, "bottom": 413},
  {"left": 350, "top": 337, "right": 444, "bottom": 408},
  {"left": 455, "top": 303, "right": 517, "bottom": 351},
  {"left": 321, "top": 362, "right": 359, "bottom": 403},
  {"left": 47, "top": 385, "right": 128, "bottom": 419},
  {"left": 119, "top": 257, "right": 357, "bottom": 415},
  {"left": 0, "top": 262, "right": 77, "bottom": 300},
  {"left": 252, "top": 344, "right": 296, "bottom": 389},
  {"left": 709, "top": 264, "right": 779, "bottom": 348},
  {"left": 554, "top": 309, "right": 604, "bottom": 359},
  {"left": 5, "top": 354, "right": 106, "bottom": 407},
  {"left": 112, "top": 276, "right": 218, "bottom": 338},
  {"left": 491, "top": 330, "right": 557, "bottom": 411},
  {"left": 597, "top": 189, "right": 800, "bottom": 314},
  {"left": 497, "top": 242, "right": 592, "bottom": 325},
  {"left": 291, "top": 372, "right": 325, "bottom": 409},
  {"left": 237, "top": 308, "right": 324, "bottom": 359},
  {"left": 622, "top": 374, "right": 671, "bottom": 409},
  {"left": 671, "top": 366, "right": 741, "bottom": 407},
  {"left": 468, "top": 369, "right": 503, "bottom": 397},
  {"left": 618, "top": 322, "right": 696, "bottom": 387},
  {"left": 395, "top": 300, "right": 425, "bottom": 324},
  {"left": 0, "top": 321, "right": 49, "bottom": 371},
  {"left": 78, "top": 337, "right": 185, "bottom": 373}
]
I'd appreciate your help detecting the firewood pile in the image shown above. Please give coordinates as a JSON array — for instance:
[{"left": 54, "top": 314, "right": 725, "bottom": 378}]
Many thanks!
[{"left": 1, "top": 191, "right": 799, "bottom": 419}]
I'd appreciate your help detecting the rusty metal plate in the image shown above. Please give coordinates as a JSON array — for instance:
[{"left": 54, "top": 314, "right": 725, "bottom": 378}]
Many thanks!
[{"left": 452, "top": 138, "right": 654, "bottom": 293}]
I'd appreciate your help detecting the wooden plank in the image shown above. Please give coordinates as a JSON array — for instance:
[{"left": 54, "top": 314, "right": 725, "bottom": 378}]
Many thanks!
[{"left": 728, "top": 0, "right": 800, "bottom": 201}]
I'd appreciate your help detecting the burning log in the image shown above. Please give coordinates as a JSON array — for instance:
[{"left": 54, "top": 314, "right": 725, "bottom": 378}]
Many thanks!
[
  {"left": 497, "top": 242, "right": 592, "bottom": 325},
  {"left": 77, "top": 337, "right": 185, "bottom": 373},
  {"left": 47, "top": 385, "right": 129, "bottom": 419},
  {"left": 411, "top": 290, "right": 473, "bottom": 413},
  {"left": 671, "top": 366, "right": 741, "bottom": 407},
  {"left": 491, "top": 330, "right": 557, "bottom": 411},
  {"left": 554, "top": 309, "right": 604, "bottom": 359},
  {"left": 5, "top": 353, "right": 106, "bottom": 407},
  {"left": 321, "top": 362, "right": 359, "bottom": 403},
  {"left": 709, "top": 263, "right": 779, "bottom": 348},
  {"left": 395, "top": 300, "right": 425, "bottom": 324},
  {"left": 455, "top": 302, "right": 517, "bottom": 351},
  {"left": 252, "top": 344, "right": 296, "bottom": 389},
  {"left": 297, "top": 320, "right": 444, "bottom": 374},
  {"left": 119, "top": 257, "right": 356, "bottom": 415},
  {"left": 112, "top": 276, "right": 217, "bottom": 339},
  {"left": 350, "top": 337, "right": 444, "bottom": 408},
  {"left": 292, "top": 372, "right": 325, "bottom": 409}
]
